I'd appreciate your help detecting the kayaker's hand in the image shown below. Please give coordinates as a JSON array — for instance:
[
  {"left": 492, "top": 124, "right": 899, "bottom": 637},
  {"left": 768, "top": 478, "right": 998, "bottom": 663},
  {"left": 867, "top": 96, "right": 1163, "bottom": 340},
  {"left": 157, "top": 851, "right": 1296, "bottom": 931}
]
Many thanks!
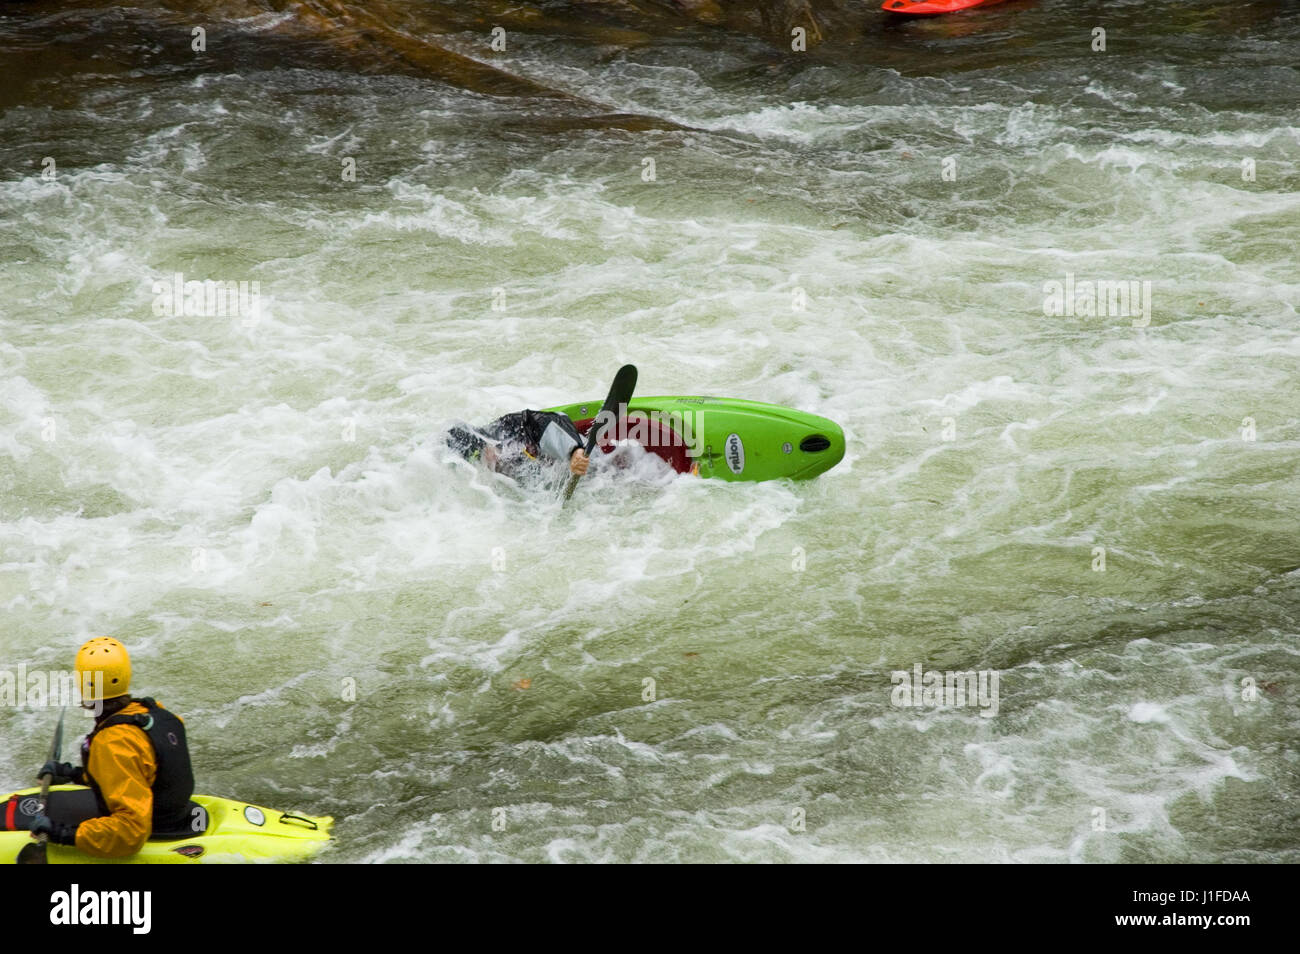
[
  {"left": 569, "top": 448, "right": 589, "bottom": 476},
  {"left": 38, "top": 760, "right": 82, "bottom": 785},
  {"left": 30, "top": 814, "right": 78, "bottom": 845}
]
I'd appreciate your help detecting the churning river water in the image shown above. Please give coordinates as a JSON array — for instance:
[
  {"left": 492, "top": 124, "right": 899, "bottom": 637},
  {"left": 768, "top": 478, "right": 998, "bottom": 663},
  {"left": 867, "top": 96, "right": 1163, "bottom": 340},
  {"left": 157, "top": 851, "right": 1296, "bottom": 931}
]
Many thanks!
[{"left": 1, "top": 0, "right": 1298, "bottom": 862}]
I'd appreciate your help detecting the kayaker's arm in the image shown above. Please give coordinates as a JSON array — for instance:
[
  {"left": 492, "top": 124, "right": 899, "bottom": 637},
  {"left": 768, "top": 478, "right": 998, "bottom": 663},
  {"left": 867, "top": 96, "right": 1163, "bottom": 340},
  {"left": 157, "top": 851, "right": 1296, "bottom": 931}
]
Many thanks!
[
  {"left": 76, "top": 725, "right": 156, "bottom": 858},
  {"left": 449, "top": 410, "right": 589, "bottom": 478},
  {"left": 29, "top": 814, "right": 78, "bottom": 845},
  {"left": 532, "top": 413, "right": 590, "bottom": 475},
  {"left": 534, "top": 412, "right": 583, "bottom": 462},
  {"left": 38, "top": 759, "right": 84, "bottom": 785}
]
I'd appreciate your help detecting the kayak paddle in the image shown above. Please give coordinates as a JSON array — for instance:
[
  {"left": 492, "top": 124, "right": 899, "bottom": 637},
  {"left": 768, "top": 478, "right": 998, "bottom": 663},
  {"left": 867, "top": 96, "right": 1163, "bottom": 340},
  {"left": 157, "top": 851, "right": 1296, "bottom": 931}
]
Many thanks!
[
  {"left": 561, "top": 364, "right": 637, "bottom": 505},
  {"left": 17, "top": 705, "right": 66, "bottom": 864}
]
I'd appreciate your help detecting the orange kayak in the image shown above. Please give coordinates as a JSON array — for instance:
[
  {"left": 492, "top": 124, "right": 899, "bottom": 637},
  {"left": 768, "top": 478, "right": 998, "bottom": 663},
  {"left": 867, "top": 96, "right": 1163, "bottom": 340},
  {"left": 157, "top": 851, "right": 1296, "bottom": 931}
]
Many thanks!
[{"left": 882, "top": 0, "right": 1006, "bottom": 14}]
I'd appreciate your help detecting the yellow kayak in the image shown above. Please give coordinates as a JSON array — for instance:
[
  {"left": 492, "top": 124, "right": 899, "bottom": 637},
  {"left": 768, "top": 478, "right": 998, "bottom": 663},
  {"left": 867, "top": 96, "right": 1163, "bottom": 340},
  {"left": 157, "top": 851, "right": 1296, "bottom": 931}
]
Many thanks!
[{"left": 2, "top": 785, "right": 332, "bottom": 864}]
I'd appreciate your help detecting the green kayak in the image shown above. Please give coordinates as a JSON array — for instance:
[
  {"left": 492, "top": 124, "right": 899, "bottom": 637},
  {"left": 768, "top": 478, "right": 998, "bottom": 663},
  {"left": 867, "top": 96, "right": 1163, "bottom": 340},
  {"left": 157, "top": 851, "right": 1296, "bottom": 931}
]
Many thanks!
[{"left": 542, "top": 395, "right": 845, "bottom": 482}]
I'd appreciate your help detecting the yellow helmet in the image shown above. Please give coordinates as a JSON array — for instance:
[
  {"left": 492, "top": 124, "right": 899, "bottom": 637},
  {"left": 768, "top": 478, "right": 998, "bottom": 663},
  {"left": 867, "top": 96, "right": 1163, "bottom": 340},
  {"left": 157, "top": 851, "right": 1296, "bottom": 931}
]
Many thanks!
[{"left": 75, "top": 637, "right": 131, "bottom": 701}]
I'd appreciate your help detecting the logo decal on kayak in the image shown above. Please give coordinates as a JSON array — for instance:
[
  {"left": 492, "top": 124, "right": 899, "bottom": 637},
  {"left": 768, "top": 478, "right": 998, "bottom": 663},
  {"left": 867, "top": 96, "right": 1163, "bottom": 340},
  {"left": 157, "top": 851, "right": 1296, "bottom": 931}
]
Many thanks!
[
  {"left": 172, "top": 844, "right": 204, "bottom": 857},
  {"left": 19, "top": 797, "right": 40, "bottom": 816},
  {"left": 244, "top": 806, "right": 266, "bottom": 826},
  {"left": 725, "top": 433, "right": 745, "bottom": 474}
]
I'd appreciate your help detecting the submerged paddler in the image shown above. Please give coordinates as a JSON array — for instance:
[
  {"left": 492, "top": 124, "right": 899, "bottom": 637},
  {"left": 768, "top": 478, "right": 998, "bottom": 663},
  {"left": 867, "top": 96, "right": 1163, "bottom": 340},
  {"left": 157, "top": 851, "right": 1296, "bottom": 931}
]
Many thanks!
[
  {"left": 29, "top": 637, "right": 196, "bottom": 858},
  {"left": 446, "top": 409, "right": 591, "bottom": 485}
]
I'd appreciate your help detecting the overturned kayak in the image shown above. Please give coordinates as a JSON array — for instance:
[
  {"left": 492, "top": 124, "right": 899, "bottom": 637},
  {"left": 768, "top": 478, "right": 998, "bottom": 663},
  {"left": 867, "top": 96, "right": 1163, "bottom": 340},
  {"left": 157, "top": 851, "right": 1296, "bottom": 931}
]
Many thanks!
[
  {"left": 882, "top": 0, "right": 1006, "bottom": 14},
  {"left": 543, "top": 395, "right": 845, "bottom": 482},
  {"left": 1, "top": 785, "right": 332, "bottom": 864}
]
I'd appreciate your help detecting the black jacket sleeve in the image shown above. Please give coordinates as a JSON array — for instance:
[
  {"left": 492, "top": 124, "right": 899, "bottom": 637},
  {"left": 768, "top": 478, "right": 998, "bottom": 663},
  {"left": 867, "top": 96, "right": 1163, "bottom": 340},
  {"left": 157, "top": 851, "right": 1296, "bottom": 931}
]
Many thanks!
[{"left": 523, "top": 411, "right": 583, "bottom": 461}]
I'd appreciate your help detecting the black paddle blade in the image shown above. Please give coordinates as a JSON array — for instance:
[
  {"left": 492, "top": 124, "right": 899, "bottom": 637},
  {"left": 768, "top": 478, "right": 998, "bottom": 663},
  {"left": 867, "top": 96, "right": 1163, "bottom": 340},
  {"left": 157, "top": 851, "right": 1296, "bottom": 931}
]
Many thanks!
[
  {"left": 50, "top": 706, "right": 66, "bottom": 762},
  {"left": 584, "top": 364, "right": 637, "bottom": 453},
  {"left": 562, "top": 364, "right": 638, "bottom": 503},
  {"left": 17, "top": 842, "right": 48, "bottom": 865}
]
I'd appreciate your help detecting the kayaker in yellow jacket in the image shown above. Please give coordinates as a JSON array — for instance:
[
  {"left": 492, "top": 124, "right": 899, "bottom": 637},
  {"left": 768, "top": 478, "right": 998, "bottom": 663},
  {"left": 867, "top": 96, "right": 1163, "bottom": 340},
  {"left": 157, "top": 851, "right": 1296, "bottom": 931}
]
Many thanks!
[{"left": 30, "top": 637, "right": 196, "bottom": 858}]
